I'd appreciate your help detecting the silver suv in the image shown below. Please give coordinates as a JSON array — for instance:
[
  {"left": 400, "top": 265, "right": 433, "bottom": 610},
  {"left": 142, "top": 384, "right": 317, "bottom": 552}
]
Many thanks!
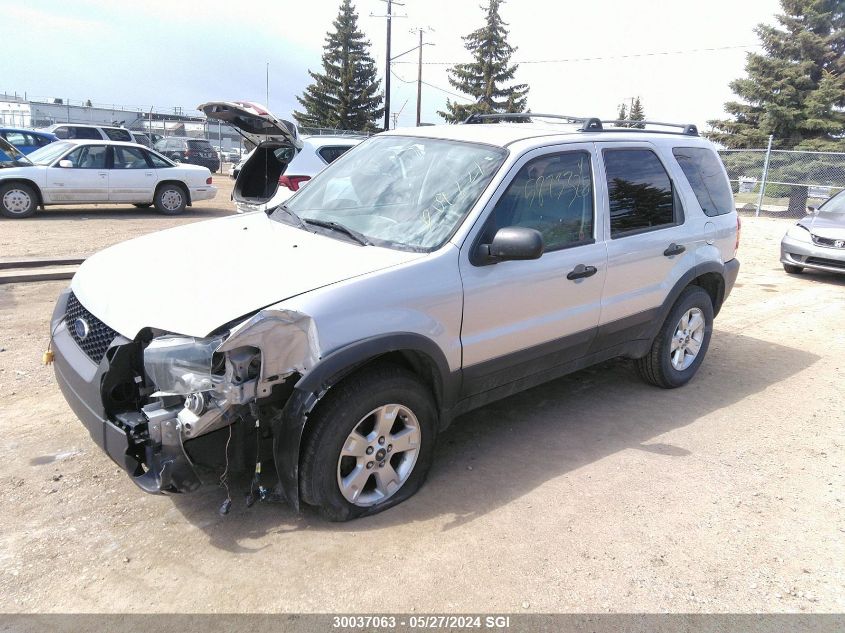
[{"left": 50, "top": 114, "right": 740, "bottom": 521}]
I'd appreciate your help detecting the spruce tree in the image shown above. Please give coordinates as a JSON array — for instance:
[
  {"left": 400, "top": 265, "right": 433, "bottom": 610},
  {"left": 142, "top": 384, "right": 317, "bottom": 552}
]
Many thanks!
[
  {"left": 438, "top": 0, "right": 529, "bottom": 122},
  {"left": 616, "top": 102, "right": 628, "bottom": 126},
  {"left": 293, "top": 0, "right": 384, "bottom": 132},
  {"left": 629, "top": 96, "right": 645, "bottom": 128},
  {"left": 708, "top": 0, "right": 845, "bottom": 150}
]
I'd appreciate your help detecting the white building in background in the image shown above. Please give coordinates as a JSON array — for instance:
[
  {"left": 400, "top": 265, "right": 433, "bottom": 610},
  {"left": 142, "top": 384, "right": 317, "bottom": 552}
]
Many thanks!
[{"left": 0, "top": 95, "right": 32, "bottom": 127}]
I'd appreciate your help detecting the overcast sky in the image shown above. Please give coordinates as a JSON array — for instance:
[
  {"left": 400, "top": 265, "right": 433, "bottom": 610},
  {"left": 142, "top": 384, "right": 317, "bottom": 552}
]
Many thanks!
[{"left": 4, "top": 0, "right": 782, "bottom": 130}]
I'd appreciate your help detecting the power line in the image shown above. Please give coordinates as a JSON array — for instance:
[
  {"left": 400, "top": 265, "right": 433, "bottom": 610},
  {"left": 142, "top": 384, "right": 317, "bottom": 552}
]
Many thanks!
[
  {"left": 391, "top": 69, "right": 472, "bottom": 102},
  {"left": 393, "top": 43, "right": 760, "bottom": 65}
]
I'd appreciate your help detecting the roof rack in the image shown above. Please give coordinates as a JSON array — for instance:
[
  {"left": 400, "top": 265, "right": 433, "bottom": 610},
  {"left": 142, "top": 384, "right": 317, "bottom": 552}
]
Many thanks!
[{"left": 461, "top": 112, "right": 698, "bottom": 136}]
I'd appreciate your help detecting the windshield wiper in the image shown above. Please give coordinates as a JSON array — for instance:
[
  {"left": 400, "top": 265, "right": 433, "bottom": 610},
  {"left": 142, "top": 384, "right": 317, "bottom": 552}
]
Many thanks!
[
  {"left": 302, "top": 218, "right": 372, "bottom": 246},
  {"left": 269, "top": 203, "right": 307, "bottom": 228}
]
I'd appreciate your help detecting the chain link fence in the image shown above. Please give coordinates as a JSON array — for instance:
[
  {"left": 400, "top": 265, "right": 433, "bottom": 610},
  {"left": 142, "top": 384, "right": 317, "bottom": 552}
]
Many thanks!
[{"left": 719, "top": 147, "right": 845, "bottom": 218}]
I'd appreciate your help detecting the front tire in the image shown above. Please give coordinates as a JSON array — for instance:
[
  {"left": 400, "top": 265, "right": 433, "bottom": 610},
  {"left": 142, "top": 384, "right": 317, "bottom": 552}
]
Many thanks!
[
  {"left": 636, "top": 286, "right": 714, "bottom": 389},
  {"left": 783, "top": 263, "right": 804, "bottom": 274},
  {"left": 299, "top": 365, "right": 438, "bottom": 521},
  {"left": 0, "top": 182, "right": 37, "bottom": 218},
  {"left": 154, "top": 184, "right": 187, "bottom": 215}
]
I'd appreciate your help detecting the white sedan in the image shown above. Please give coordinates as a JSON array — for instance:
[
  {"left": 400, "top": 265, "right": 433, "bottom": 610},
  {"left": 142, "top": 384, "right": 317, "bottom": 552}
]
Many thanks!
[{"left": 0, "top": 138, "right": 217, "bottom": 218}]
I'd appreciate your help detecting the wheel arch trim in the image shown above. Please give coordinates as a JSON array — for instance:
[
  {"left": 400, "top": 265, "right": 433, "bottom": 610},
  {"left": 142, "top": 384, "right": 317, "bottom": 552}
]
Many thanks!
[{"left": 272, "top": 332, "right": 459, "bottom": 510}]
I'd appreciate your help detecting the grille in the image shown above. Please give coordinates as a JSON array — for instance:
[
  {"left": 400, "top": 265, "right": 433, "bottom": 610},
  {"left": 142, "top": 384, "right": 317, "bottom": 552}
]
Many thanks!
[
  {"left": 811, "top": 234, "right": 845, "bottom": 248},
  {"left": 806, "top": 257, "right": 845, "bottom": 270},
  {"left": 65, "top": 292, "right": 117, "bottom": 364}
]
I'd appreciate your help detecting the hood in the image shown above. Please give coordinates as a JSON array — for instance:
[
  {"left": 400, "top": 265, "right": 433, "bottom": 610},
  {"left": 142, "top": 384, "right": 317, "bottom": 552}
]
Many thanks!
[
  {"left": 799, "top": 214, "right": 845, "bottom": 239},
  {"left": 71, "top": 212, "right": 424, "bottom": 338},
  {"left": 198, "top": 101, "right": 302, "bottom": 149}
]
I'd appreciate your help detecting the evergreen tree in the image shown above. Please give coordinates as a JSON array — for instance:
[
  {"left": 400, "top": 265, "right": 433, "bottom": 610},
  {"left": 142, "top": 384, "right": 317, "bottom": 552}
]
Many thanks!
[
  {"left": 708, "top": 0, "right": 845, "bottom": 150},
  {"left": 438, "top": 0, "right": 529, "bottom": 122},
  {"left": 293, "top": 0, "right": 384, "bottom": 132},
  {"left": 629, "top": 96, "right": 645, "bottom": 128},
  {"left": 616, "top": 102, "right": 628, "bottom": 126}
]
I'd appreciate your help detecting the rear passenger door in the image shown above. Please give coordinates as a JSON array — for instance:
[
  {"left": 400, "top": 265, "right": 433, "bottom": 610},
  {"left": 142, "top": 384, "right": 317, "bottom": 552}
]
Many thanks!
[
  {"left": 594, "top": 142, "right": 696, "bottom": 345},
  {"left": 459, "top": 144, "right": 607, "bottom": 395},
  {"left": 109, "top": 145, "right": 156, "bottom": 202}
]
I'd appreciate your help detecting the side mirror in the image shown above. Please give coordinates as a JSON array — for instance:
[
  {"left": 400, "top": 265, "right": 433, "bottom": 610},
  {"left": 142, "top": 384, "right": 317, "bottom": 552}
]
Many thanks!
[
  {"left": 476, "top": 226, "right": 544, "bottom": 264},
  {"left": 806, "top": 205, "right": 817, "bottom": 215},
  {"left": 58, "top": 159, "right": 73, "bottom": 168}
]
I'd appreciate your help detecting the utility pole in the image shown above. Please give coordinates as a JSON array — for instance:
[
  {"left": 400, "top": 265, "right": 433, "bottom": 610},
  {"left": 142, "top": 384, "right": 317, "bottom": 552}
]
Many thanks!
[
  {"left": 373, "top": 0, "right": 405, "bottom": 132},
  {"left": 266, "top": 62, "right": 270, "bottom": 108}
]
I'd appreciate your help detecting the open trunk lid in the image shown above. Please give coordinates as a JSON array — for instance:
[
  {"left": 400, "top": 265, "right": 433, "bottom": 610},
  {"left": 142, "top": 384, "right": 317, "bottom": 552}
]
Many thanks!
[{"left": 198, "top": 101, "right": 302, "bottom": 149}]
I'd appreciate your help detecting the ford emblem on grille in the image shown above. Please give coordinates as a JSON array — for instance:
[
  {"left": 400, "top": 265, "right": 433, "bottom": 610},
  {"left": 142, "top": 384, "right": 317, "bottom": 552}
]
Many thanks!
[{"left": 73, "top": 318, "right": 90, "bottom": 340}]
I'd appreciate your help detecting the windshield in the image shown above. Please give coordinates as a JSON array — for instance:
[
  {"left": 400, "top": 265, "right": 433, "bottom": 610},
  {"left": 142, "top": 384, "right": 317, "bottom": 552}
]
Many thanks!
[
  {"left": 0, "top": 138, "right": 33, "bottom": 167},
  {"left": 818, "top": 189, "right": 845, "bottom": 216},
  {"left": 27, "top": 141, "right": 74, "bottom": 165},
  {"left": 277, "top": 135, "right": 507, "bottom": 251}
]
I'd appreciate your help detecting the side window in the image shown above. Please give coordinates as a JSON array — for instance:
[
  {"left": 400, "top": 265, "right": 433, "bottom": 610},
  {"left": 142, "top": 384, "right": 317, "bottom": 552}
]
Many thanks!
[
  {"left": 35, "top": 134, "right": 53, "bottom": 147},
  {"left": 4, "top": 131, "right": 27, "bottom": 145},
  {"left": 52, "top": 126, "right": 69, "bottom": 139},
  {"left": 484, "top": 151, "right": 594, "bottom": 252},
  {"left": 104, "top": 128, "right": 132, "bottom": 142},
  {"left": 145, "top": 150, "right": 171, "bottom": 168},
  {"left": 672, "top": 147, "right": 734, "bottom": 217},
  {"left": 113, "top": 146, "right": 150, "bottom": 169},
  {"left": 318, "top": 145, "right": 353, "bottom": 164},
  {"left": 63, "top": 145, "right": 108, "bottom": 169},
  {"left": 69, "top": 127, "right": 101, "bottom": 140},
  {"left": 603, "top": 148, "right": 679, "bottom": 238}
]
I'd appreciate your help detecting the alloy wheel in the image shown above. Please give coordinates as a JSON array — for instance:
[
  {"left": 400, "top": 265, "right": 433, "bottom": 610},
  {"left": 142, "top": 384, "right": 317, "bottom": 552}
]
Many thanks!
[
  {"left": 670, "top": 307, "right": 705, "bottom": 371},
  {"left": 336, "top": 404, "right": 421, "bottom": 507}
]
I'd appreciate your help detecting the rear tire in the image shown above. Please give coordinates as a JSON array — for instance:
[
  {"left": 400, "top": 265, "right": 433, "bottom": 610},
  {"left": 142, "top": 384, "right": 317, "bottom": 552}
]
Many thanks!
[
  {"left": 636, "top": 286, "right": 714, "bottom": 389},
  {"left": 783, "top": 263, "right": 804, "bottom": 274},
  {"left": 0, "top": 182, "right": 38, "bottom": 218},
  {"left": 154, "top": 184, "right": 187, "bottom": 215},
  {"left": 299, "top": 364, "right": 438, "bottom": 521}
]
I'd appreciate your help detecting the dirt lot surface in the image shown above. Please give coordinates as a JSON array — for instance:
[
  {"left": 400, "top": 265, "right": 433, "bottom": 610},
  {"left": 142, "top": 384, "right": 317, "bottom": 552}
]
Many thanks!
[{"left": 1, "top": 203, "right": 843, "bottom": 613}]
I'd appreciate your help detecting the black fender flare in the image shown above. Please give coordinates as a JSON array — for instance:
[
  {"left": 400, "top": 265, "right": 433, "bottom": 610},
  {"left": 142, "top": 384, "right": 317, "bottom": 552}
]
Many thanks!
[
  {"left": 643, "top": 260, "right": 733, "bottom": 343},
  {"left": 272, "top": 332, "right": 458, "bottom": 510}
]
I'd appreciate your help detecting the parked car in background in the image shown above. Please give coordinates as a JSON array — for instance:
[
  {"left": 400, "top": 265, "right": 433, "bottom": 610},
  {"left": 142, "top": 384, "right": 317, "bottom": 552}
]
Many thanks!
[
  {"left": 228, "top": 149, "right": 253, "bottom": 179},
  {"left": 781, "top": 189, "right": 845, "bottom": 275},
  {"left": 224, "top": 148, "right": 242, "bottom": 163},
  {"left": 0, "top": 138, "right": 216, "bottom": 218},
  {"left": 153, "top": 136, "right": 221, "bottom": 173},
  {"left": 129, "top": 131, "right": 154, "bottom": 148},
  {"left": 0, "top": 127, "right": 59, "bottom": 154},
  {"left": 200, "top": 101, "right": 361, "bottom": 213},
  {"left": 40, "top": 123, "right": 137, "bottom": 144},
  {"left": 262, "top": 134, "right": 363, "bottom": 210}
]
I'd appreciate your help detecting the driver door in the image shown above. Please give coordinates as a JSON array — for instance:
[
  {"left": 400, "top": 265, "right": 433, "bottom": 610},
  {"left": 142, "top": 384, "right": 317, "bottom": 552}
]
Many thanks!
[
  {"left": 43, "top": 144, "right": 109, "bottom": 203},
  {"left": 459, "top": 144, "right": 608, "bottom": 396}
]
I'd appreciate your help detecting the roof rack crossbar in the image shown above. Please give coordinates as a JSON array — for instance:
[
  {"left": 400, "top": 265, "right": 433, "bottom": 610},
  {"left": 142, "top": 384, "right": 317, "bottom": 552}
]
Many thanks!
[
  {"left": 460, "top": 112, "right": 698, "bottom": 136},
  {"left": 603, "top": 119, "right": 699, "bottom": 136},
  {"left": 462, "top": 112, "right": 603, "bottom": 131}
]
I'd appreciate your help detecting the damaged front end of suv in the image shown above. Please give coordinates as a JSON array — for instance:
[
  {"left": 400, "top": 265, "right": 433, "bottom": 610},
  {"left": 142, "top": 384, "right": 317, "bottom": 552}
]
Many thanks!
[{"left": 51, "top": 289, "right": 320, "bottom": 501}]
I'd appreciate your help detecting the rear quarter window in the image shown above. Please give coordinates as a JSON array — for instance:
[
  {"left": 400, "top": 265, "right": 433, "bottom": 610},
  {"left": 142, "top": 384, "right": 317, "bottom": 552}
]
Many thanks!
[
  {"left": 672, "top": 147, "right": 734, "bottom": 217},
  {"left": 318, "top": 145, "right": 353, "bottom": 164},
  {"left": 104, "top": 128, "right": 132, "bottom": 142}
]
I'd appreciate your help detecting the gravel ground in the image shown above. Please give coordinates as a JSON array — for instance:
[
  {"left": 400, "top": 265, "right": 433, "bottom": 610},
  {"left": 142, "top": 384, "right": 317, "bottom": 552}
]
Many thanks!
[{"left": 0, "top": 206, "right": 843, "bottom": 613}]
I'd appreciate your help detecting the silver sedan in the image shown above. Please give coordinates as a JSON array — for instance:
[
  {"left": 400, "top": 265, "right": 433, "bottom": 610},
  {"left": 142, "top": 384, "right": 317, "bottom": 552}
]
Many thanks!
[{"left": 780, "top": 191, "right": 845, "bottom": 275}]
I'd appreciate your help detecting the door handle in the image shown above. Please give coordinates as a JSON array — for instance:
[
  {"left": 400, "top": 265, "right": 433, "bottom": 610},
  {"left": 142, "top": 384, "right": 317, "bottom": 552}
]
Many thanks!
[
  {"left": 566, "top": 264, "right": 598, "bottom": 281},
  {"left": 98, "top": 172, "right": 108, "bottom": 178},
  {"left": 663, "top": 243, "right": 686, "bottom": 257}
]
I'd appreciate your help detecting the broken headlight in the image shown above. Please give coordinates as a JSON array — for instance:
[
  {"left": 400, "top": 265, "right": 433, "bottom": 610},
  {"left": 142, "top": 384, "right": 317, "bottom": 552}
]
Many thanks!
[{"left": 143, "top": 334, "right": 226, "bottom": 396}]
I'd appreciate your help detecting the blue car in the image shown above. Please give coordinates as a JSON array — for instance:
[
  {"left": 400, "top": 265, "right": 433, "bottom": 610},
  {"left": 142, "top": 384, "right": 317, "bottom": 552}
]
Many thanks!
[{"left": 0, "top": 127, "right": 59, "bottom": 155}]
